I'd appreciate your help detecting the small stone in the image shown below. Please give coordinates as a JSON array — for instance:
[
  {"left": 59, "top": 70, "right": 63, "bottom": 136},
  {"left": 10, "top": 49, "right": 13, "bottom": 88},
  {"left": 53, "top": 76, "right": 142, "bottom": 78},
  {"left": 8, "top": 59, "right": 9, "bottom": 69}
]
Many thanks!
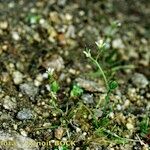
[
  {"left": 112, "top": 38, "right": 125, "bottom": 49},
  {"left": 36, "top": 74, "right": 43, "bottom": 82},
  {"left": 123, "top": 100, "right": 130, "bottom": 108},
  {"left": 20, "top": 129, "right": 28, "bottom": 137},
  {"left": 43, "top": 55, "right": 64, "bottom": 72},
  {"left": 131, "top": 73, "right": 149, "bottom": 88},
  {"left": 0, "top": 130, "right": 39, "bottom": 150},
  {"left": 116, "top": 104, "right": 122, "bottom": 111},
  {"left": 0, "top": 21, "right": 8, "bottom": 29},
  {"left": 12, "top": 32, "right": 20, "bottom": 41},
  {"left": 126, "top": 123, "right": 134, "bottom": 130},
  {"left": 81, "top": 94, "right": 94, "bottom": 104},
  {"left": 17, "top": 108, "right": 33, "bottom": 120},
  {"left": 109, "top": 112, "right": 114, "bottom": 119},
  {"left": 13, "top": 124, "right": 18, "bottom": 130},
  {"left": 20, "top": 83, "right": 38, "bottom": 100},
  {"left": 54, "top": 127, "right": 64, "bottom": 140},
  {"left": 34, "top": 80, "right": 41, "bottom": 87},
  {"left": 76, "top": 127, "right": 81, "bottom": 133},
  {"left": 65, "top": 13, "right": 73, "bottom": 21},
  {"left": 57, "top": 0, "right": 67, "bottom": 6},
  {"left": 93, "top": 108, "right": 103, "bottom": 118},
  {"left": 75, "top": 78, "right": 105, "bottom": 92},
  {"left": 49, "top": 12, "right": 60, "bottom": 24},
  {"left": 3, "top": 96, "right": 17, "bottom": 111},
  {"left": 66, "top": 25, "right": 76, "bottom": 38},
  {"left": 13, "top": 71, "right": 23, "bottom": 85},
  {"left": 57, "top": 33, "right": 66, "bottom": 46}
]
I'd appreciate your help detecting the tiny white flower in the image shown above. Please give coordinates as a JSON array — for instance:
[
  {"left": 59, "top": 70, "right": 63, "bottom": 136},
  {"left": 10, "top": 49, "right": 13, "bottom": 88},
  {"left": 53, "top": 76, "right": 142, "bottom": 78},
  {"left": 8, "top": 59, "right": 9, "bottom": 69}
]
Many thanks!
[
  {"left": 46, "top": 67, "right": 54, "bottom": 75},
  {"left": 83, "top": 49, "right": 91, "bottom": 58},
  {"left": 95, "top": 39, "right": 104, "bottom": 49}
]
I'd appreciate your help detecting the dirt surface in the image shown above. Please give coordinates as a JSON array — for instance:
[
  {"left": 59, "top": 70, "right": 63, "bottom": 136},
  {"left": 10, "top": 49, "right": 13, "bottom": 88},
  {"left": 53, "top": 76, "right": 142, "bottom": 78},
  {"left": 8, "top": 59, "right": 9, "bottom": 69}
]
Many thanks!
[{"left": 0, "top": 0, "right": 150, "bottom": 150}]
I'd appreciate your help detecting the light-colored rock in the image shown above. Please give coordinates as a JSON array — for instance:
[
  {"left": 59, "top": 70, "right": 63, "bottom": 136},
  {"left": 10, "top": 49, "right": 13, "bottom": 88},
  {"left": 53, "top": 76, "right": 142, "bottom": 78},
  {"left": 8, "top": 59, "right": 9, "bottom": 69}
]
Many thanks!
[
  {"left": 3, "top": 96, "right": 17, "bottom": 111},
  {"left": 75, "top": 78, "right": 105, "bottom": 92},
  {"left": 0, "top": 21, "right": 8, "bottom": 29},
  {"left": 12, "top": 32, "right": 20, "bottom": 41},
  {"left": 112, "top": 38, "right": 125, "bottom": 49},
  {"left": 131, "top": 73, "right": 149, "bottom": 88},
  {"left": 81, "top": 94, "right": 94, "bottom": 104},
  {"left": 43, "top": 55, "right": 64, "bottom": 72},
  {"left": 54, "top": 127, "right": 64, "bottom": 140},
  {"left": 57, "top": 0, "right": 67, "bottom": 6},
  {"left": 13, "top": 71, "right": 23, "bottom": 85},
  {"left": 0, "top": 130, "right": 39, "bottom": 150},
  {"left": 66, "top": 25, "right": 75, "bottom": 38},
  {"left": 17, "top": 108, "right": 33, "bottom": 120},
  {"left": 19, "top": 83, "right": 38, "bottom": 100},
  {"left": 126, "top": 123, "right": 134, "bottom": 130}
]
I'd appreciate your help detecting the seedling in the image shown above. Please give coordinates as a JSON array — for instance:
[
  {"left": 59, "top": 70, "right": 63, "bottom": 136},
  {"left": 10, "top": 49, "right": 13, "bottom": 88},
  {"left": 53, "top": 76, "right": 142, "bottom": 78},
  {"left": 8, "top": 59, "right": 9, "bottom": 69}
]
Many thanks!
[
  {"left": 70, "top": 84, "right": 83, "bottom": 98},
  {"left": 47, "top": 68, "right": 60, "bottom": 99},
  {"left": 46, "top": 68, "right": 63, "bottom": 115},
  {"left": 83, "top": 42, "right": 118, "bottom": 113},
  {"left": 26, "top": 14, "right": 41, "bottom": 24},
  {"left": 139, "top": 116, "right": 150, "bottom": 145}
]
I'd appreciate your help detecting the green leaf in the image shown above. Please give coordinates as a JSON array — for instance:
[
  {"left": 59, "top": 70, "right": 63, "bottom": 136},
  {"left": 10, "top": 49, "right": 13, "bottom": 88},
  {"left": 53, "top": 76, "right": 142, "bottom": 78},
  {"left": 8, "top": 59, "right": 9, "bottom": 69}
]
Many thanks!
[
  {"left": 109, "top": 80, "right": 118, "bottom": 90},
  {"left": 70, "top": 85, "right": 83, "bottom": 98},
  {"left": 51, "top": 81, "right": 60, "bottom": 93}
]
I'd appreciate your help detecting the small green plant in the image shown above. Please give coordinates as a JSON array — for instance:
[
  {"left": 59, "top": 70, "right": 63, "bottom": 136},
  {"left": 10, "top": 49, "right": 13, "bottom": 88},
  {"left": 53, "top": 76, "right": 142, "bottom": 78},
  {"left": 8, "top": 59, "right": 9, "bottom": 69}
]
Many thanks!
[
  {"left": 70, "top": 84, "right": 83, "bottom": 98},
  {"left": 47, "top": 68, "right": 63, "bottom": 115},
  {"left": 26, "top": 14, "right": 41, "bottom": 24},
  {"left": 139, "top": 115, "right": 150, "bottom": 137},
  {"left": 47, "top": 68, "right": 60, "bottom": 99},
  {"left": 83, "top": 41, "right": 118, "bottom": 113}
]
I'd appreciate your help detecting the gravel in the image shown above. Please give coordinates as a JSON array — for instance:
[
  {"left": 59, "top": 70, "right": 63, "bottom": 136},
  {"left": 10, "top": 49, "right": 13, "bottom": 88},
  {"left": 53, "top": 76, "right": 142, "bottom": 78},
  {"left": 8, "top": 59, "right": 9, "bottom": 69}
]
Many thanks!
[
  {"left": 2, "top": 96, "right": 17, "bottom": 111},
  {"left": 131, "top": 73, "right": 149, "bottom": 88},
  {"left": 12, "top": 71, "right": 23, "bottom": 85},
  {"left": 75, "top": 78, "right": 105, "bottom": 92},
  {"left": 19, "top": 83, "right": 38, "bottom": 100},
  {"left": 0, "top": 130, "right": 39, "bottom": 150},
  {"left": 17, "top": 108, "right": 33, "bottom": 120},
  {"left": 81, "top": 94, "right": 94, "bottom": 104}
]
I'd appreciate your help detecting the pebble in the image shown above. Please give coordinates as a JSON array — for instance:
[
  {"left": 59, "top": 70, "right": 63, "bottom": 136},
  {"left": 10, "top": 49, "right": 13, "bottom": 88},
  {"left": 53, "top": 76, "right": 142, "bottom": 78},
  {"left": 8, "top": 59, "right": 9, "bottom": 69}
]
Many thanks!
[
  {"left": 66, "top": 25, "right": 76, "bottom": 38},
  {"left": 43, "top": 55, "right": 64, "bottom": 72},
  {"left": 19, "top": 83, "right": 38, "bottom": 100},
  {"left": 123, "top": 99, "right": 130, "bottom": 108},
  {"left": 93, "top": 108, "right": 103, "bottom": 118},
  {"left": 81, "top": 94, "right": 94, "bottom": 104},
  {"left": 3, "top": 96, "right": 17, "bottom": 111},
  {"left": 0, "top": 21, "right": 8, "bottom": 29},
  {"left": 112, "top": 38, "right": 125, "bottom": 49},
  {"left": 131, "top": 73, "right": 149, "bottom": 88},
  {"left": 126, "top": 123, "right": 134, "bottom": 130},
  {"left": 34, "top": 73, "right": 43, "bottom": 86},
  {"left": 17, "top": 108, "right": 33, "bottom": 120},
  {"left": 54, "top": 127, "right": 64, "bottom": 140},
  {"left": 116, "top": 104, "right": 122, "bottom": 111},
  {"left": 12, "top": 32, "right": 20, "bottom": 41},
  {"left": 49, "top": 12, "right": 61, "bottom": 24},
  {"left": 0, "top": 130, "right": 39, "bottom": 150},
  {"left": 20, "top": 129, "right": 28, "bottom": 137},
  {"left": 75, "top": 78, "right": 105, "bottom": 92},
  {"left": 57, "top": 0, "right": 67, "bottom": 6},
  {"left": 13, "top": 71, "right": 23, "bottom": 85}
]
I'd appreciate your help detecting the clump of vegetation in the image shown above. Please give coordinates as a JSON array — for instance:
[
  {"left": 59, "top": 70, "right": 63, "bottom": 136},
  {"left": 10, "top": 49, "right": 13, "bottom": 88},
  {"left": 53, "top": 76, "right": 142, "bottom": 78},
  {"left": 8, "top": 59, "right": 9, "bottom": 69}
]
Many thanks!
[
  {"left": 83, "top": 37, "right": 118, "bottom": 114},
  {"left": 45, "top": 21, "right": 145, "bottom": 148},
  {"left": 70, "top": 84, "right": 83, "bottom": 98}
]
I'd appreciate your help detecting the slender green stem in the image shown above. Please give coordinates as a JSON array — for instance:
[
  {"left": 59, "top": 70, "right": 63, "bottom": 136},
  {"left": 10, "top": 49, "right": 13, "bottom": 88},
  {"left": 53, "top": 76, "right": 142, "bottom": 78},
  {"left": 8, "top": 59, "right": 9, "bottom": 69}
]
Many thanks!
[{"left": 89, "top": 56, "right": 109, "bottom": 90}]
